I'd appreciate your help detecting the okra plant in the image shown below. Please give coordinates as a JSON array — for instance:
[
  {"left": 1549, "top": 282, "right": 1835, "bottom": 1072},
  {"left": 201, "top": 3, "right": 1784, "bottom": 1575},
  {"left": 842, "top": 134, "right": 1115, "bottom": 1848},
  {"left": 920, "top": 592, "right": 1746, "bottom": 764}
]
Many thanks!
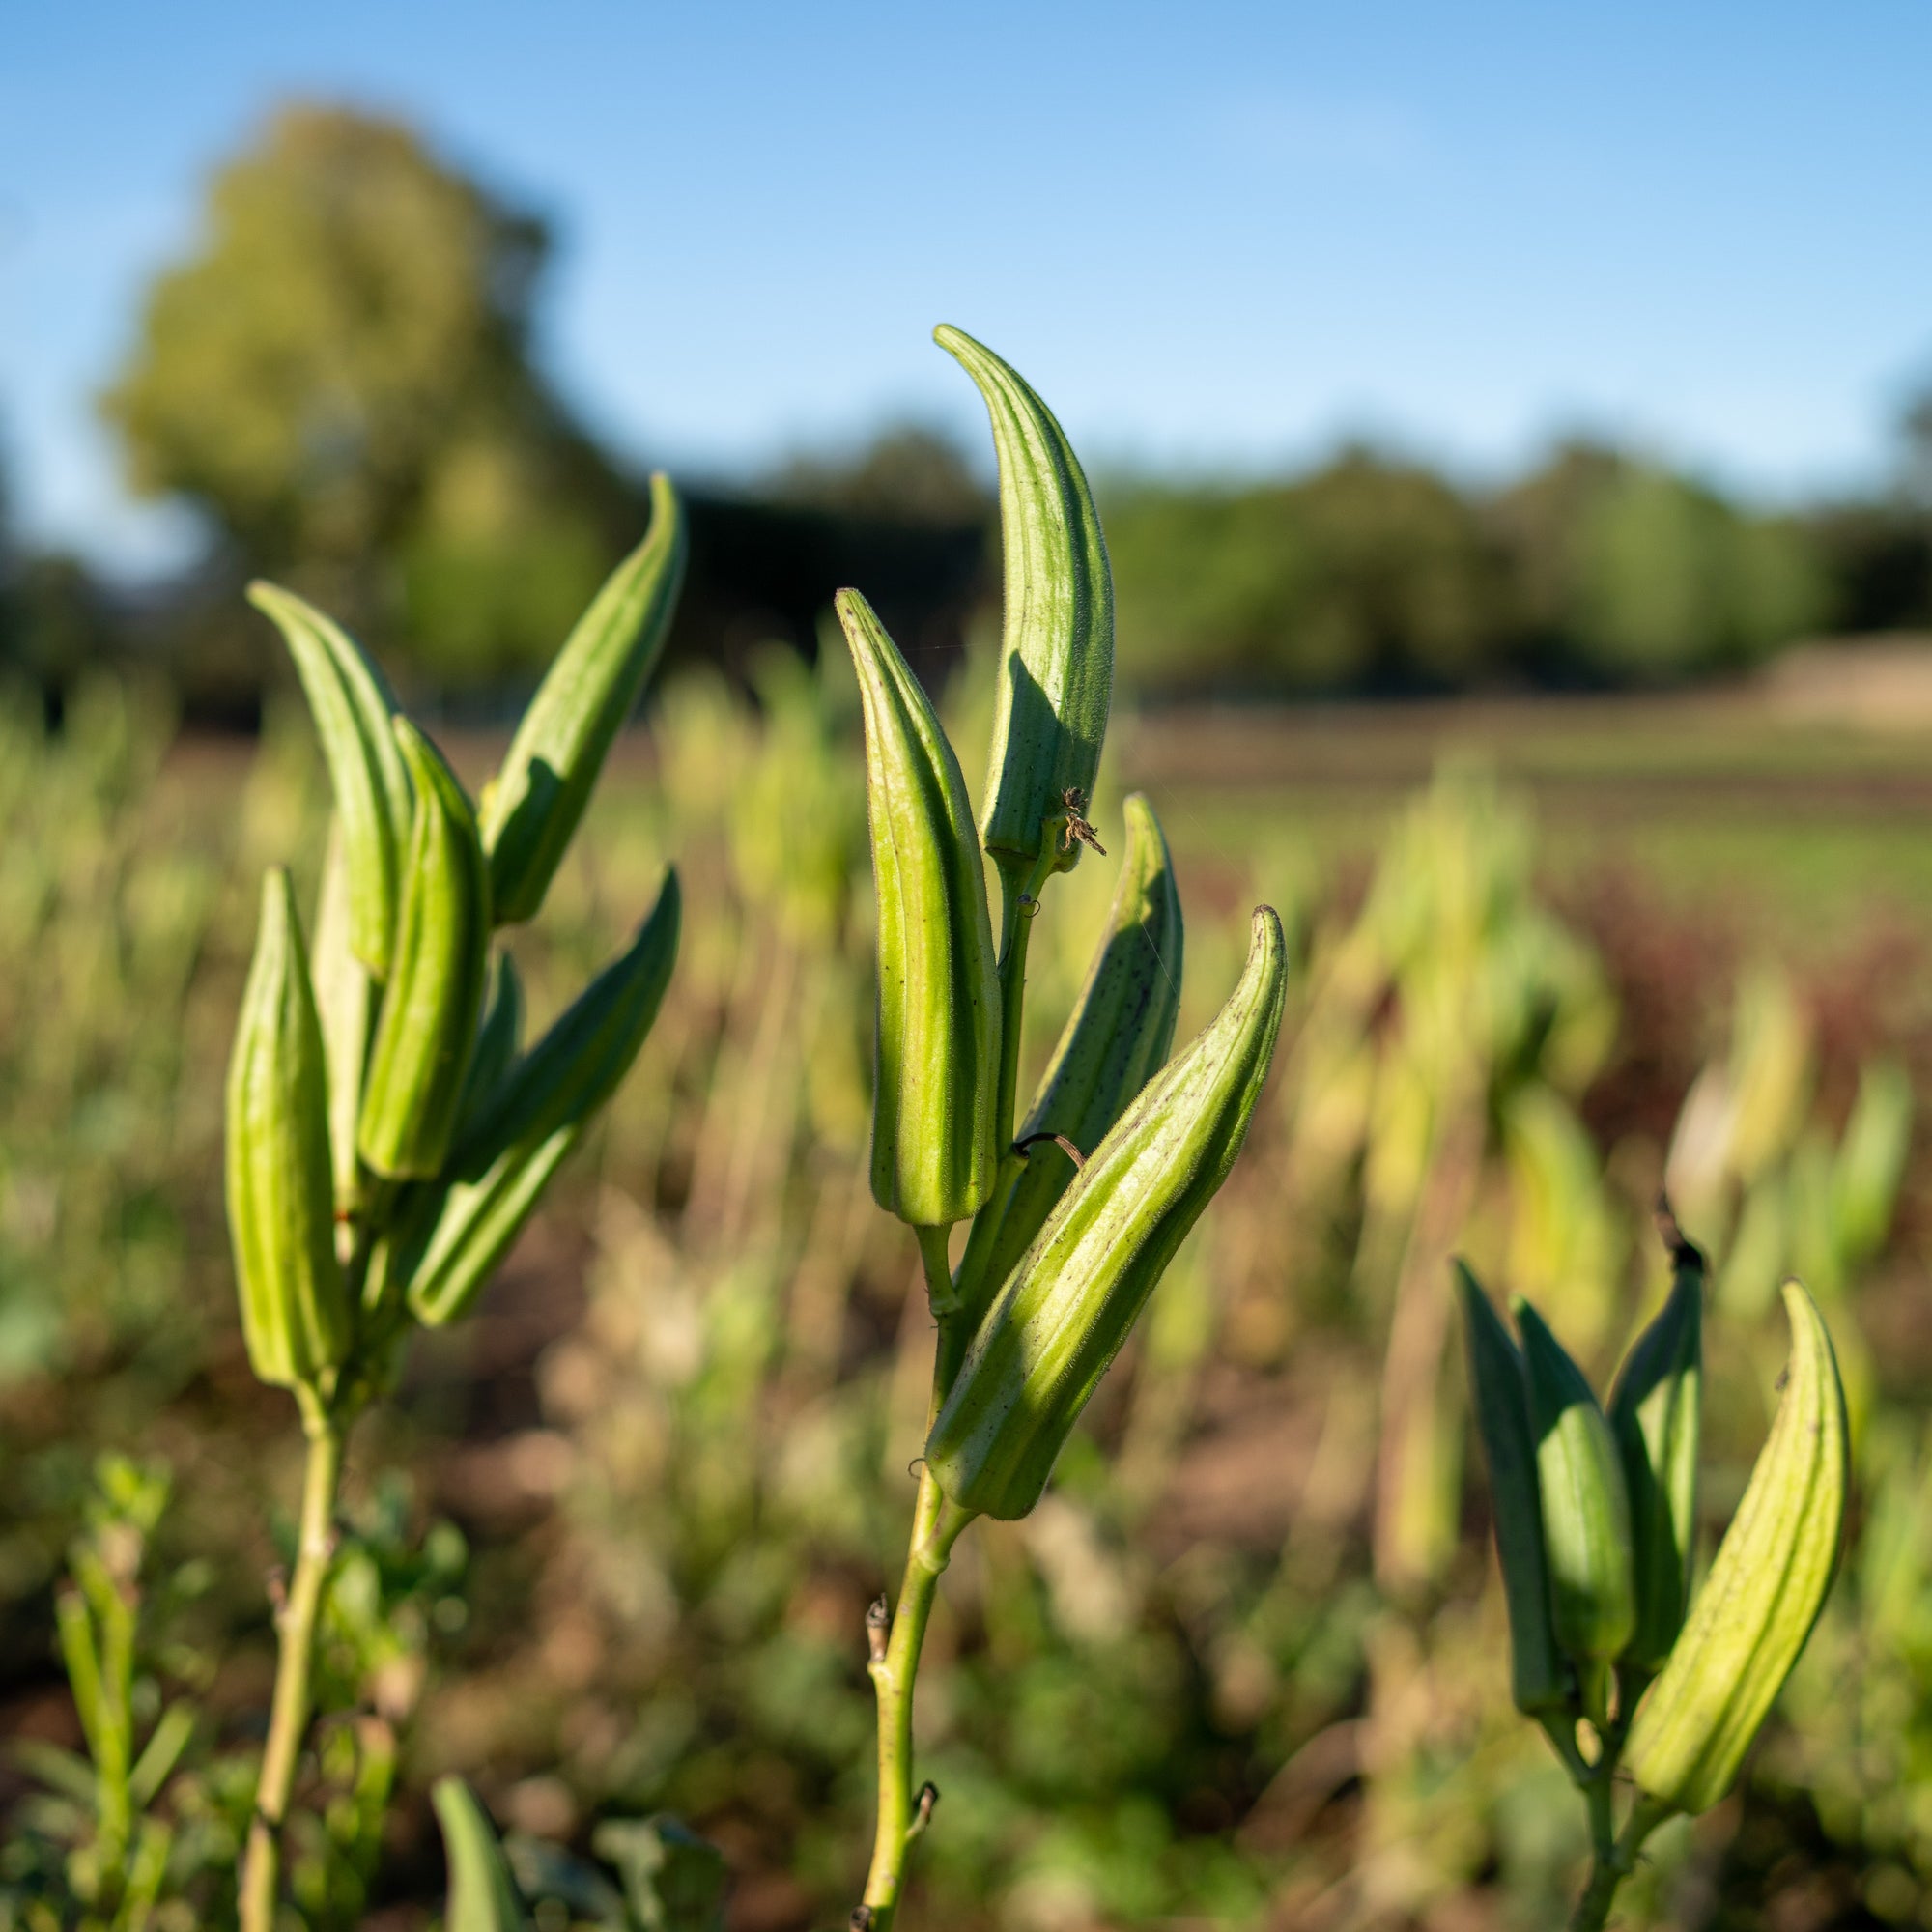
[
  {"left": 226, "top": 477, "right": 688, "bottom": 1932},
  {"left": 1459, "top": 1211, "right": 1850, "bottom": 1931},
  {"left": 840, "top": 327, "right": 1289, "bottom": 1932}
]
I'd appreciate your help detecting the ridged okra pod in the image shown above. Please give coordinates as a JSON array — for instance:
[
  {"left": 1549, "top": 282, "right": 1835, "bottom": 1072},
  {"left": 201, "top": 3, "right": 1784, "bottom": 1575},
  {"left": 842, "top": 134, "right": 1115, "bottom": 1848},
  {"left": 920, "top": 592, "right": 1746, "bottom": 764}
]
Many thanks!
[
  {"left": 1624, "top": 1279, "right": 1848, "bottom": 1816},
  {"left": 1608, "top": 1220, "right": 1705, "bottom": 1674},
  {"left": 935, "top": 325, "right": 1113, "bottom": 876},
  {"left": 959, "top": 794, "right": 1183, "bottom": 1306},
  {"left": 408, "top": 871, "right": 681, "bottom": 1327},
  {"left": 357, "top": 719, "right": 492, "bottom": 1179},
  {"left": 1456, "top": 1262, "right": 1568, "bottom": 1716},
  {"left": 248, "top": 584, "right": 413, "bottom": 978},
  {"left": 226, "top": 868, "right": 353, "bottom": 1390},
  {"left": 1515, "top": 1298, "right": 1634, "bottom": 1709},
  {"left": 927, "top": 906, "right": 1287, "bottom": 1520},
  {"left": 838, "top": 588, "right": 1001, "bottom": 1230},
  {"left": 482, "top": 472, "right": 687, "bottom": 925}
]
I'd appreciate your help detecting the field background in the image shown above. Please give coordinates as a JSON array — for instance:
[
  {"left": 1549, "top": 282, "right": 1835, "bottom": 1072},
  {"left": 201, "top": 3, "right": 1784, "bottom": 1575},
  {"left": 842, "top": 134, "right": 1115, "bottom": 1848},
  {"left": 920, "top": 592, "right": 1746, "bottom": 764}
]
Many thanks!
[{"left": 8, "top": 666, "right": 1932, "bottom": 1931}]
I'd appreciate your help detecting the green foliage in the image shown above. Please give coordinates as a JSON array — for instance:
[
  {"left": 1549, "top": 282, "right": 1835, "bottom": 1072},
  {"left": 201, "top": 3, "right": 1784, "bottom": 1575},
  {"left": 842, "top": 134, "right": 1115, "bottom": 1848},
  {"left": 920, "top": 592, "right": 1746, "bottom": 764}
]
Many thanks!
[{"left": 99, "top": 103, "right": 634, "bottom": 678}]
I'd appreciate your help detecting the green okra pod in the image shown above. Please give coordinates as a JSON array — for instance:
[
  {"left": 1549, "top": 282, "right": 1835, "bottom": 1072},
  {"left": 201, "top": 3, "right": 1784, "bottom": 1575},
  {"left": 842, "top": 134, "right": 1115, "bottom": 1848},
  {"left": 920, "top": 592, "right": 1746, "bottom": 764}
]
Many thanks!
[
  {"left": 357, "top": 719, "right": 492, "bottom": 1179},
  {"left": 1608, "top": 1213, "right": 1705, "bottom": 1674},
  {"left": 308, "top": 822, "right": 375, "bottom": 1235},
  {"left": 957, "top": 793, "right": 1183, "bottom": 1309},
  {"left": 226, "top": 867, "right": 353, "bottom": 1390},
  {"left": 407, "top": 871, "right": 680, "bottom": 1327},
  {"left": 454, "top": 952, "right": 526, "bottom": 1146},
  {"left": 1623, "top": 1278, "right": 1848, "bottom": 1817},
  {"left": 935, "top": 325, "right": 1113, "bottom": 876},
  {"left": 1456, "top": 1262, "right": 1568, "bottom": 1716},
  {"left": 1515, "top": 1298, "right": 1635, "bottom": 1703},
  {"left": 926, "top": 906, "right": 1287, "bottom": 1520},
  {"left": 432, "top": 1778, "right": 529, "bottom": 1932},
  {"left": 248, "top": 583, "right": 413, "bottom": 978},
  {"left": 482, "top": 472, "right": 688, "bottom": 925},
  {"left": 838, "top": 588, "right": 1001, "bottom": 1231}
]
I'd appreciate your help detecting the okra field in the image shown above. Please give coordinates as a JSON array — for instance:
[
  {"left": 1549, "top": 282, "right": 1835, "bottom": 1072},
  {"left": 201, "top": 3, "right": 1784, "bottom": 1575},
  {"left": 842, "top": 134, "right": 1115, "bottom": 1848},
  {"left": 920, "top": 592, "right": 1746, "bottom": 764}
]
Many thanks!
[{"left": 7, "top": 582, "right": 1932, "bottom": 1928}]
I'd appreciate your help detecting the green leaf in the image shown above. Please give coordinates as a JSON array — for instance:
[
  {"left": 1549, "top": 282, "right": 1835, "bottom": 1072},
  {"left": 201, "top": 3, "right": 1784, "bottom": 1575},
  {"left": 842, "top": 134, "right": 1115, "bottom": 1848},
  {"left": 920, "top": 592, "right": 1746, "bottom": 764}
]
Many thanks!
[
  {"left": 483, "top": 472, "right": 688, "bottom": 924},
  {"left": 927, "top": 906, "right": 1287, "bottom": 1520},
  {"left": 247, "top": 582, "right": 412, "bottom": 976}
]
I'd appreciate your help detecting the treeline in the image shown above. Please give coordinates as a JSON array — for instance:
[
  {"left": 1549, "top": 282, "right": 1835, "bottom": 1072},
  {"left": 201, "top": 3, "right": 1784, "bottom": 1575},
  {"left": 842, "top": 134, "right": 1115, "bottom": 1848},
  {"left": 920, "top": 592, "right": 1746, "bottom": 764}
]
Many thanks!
[
  {"left": 4, "top": 99, "right": 1931, "bottom": 711},
  {"left": 1102, "top": 443, "right": 1932, "bottom": 696}
]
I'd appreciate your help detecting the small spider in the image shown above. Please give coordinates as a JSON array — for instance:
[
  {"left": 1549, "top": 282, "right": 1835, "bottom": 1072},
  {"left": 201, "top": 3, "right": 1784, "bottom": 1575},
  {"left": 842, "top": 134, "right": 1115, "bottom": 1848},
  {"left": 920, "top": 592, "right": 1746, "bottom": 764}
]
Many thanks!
[{"left": 1060, "top": 787, "right": 1106, "bottom": 857}]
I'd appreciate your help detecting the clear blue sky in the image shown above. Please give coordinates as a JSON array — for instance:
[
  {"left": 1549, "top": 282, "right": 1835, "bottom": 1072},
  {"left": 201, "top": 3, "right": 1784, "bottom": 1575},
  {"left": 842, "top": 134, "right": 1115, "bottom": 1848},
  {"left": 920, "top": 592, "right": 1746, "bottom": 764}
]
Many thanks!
[{"left": 6, "top": 0, "right": 1932, "bottom": 576}]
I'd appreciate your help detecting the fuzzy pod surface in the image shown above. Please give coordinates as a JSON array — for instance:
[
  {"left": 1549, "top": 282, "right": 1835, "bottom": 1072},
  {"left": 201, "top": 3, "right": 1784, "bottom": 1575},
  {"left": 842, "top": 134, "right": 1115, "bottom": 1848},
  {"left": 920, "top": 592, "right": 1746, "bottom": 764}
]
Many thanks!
[
  {"left": 357, "top": 719, "right": 492, "bottom": 1179},
  {"left": 959, "top": 793, "right": 1183, "bottom": 1307},
  {"left": 482, "top": 473, "right": 687, "bottom": 925},
  {"left": 1457, "top": 1262, "right": 1568, "bottom": 1716},
  {"left": 226, "top": 867, "right": 353, "bottom": 1389},
  {"left": 408, "top": 871, "right": 680, "bottom": 1327},
  {"left": 839, "top": 588, "right": 1001, "bottom": 1230},
  {"left": 1608, "top": 1230, "right": 1705, "bottom": 1673},
  {"left": 249, "top": 583, "right": 413, "bottom": 979},
  {"left": 935, "top": 325, "right": 1112, "bottom": 875},
  {"left": 1516, "top": 1299, "right": 1636, "bottom": 1671},
  {"left": 1624, "top": 1279, "right": 1848, "bottom": 1817},
  {"left": 927, "top": 906, "right": 1287, "bottom": 1520}
]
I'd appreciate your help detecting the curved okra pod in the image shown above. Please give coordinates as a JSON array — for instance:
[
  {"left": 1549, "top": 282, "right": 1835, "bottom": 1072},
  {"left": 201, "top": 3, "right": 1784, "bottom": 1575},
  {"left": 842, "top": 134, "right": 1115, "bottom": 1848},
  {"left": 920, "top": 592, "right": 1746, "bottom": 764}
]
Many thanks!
[
  {"left": 838, "top": 588, "right": 1001, "bottom": 1233},
  {"left": 1515, "top": 1298, "right": 1634, "bottom": 1719},
  {"left": 248, "top": 584, "right": 413, "bottom": 978},
  {"left": 926, "top": 907, "right": 1287, "bottom": 1520},
  {"left": 357, "top": 719, "right": 493, "bottom": 1179},
  {"left": 432, "top": 1778, "right": 529, "bottom": 1932},
  {"left": 1623, "top": 1279, "right": 1848, "bottom": 1817},
  {"left": 407, "top": 871, "right": 680, "bottom": 1327},
  {"left": 1456, "top": 1262, "right": 1568, "bottom": 1717},
  {"left": 935, "top": 326, "right": 1113, "bottom": 878},
  {"left": 1608, "top": 1216, "right": 1705, "bottom": 1674},
  {"left": 957, "top": 794, "right": 1183, "bottom": 1312},
  {"left": 482, "top": 473, "right": 688, "bottom": 925},
  {"left": 226, "top": 868, "right": 353, "bottom": 1391}
]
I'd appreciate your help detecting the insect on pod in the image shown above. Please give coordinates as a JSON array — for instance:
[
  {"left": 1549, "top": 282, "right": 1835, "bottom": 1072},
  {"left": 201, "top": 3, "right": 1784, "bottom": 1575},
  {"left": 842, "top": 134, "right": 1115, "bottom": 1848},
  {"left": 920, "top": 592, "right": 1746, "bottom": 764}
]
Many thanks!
[
  {"left": 935, "top": 325, "right": 1113, "bottom": 880},
  {"left": 956, "top": 794, "right": 1184, "bottom": 1316},
  {"left": 1623, "top": 1278, "right": 1848, "bottom": 1817},
  {"left": 248, "top": 584, "right": 413, "bottom": 978},
  {"left": 482, "top": 472, "right": 688, "bottom": 926},
  {"left": 407, "top": 871, "right": 681, "bottom": 1328},
  {"left": 838, "top": 588, "right": 1001, "bottom": 1232},
  {"left": 1608, "top": 1212, "right": 1705, "bottom": 1676},
  {"left": 226, "top": 867, "right": 353, "bottom": 1391},
  {"left": 1515, "top": 1297, "right": 1635, "bottom": 1723},
  {"left": 1456, "top": 1262, "right": 1569, "bottom": 1717},
  {"left": 357, "top": 719, "right": 493, "bottom": 1179},
  {"left": 926, "top": 906, "right": 1288, "bottom": 1521}
]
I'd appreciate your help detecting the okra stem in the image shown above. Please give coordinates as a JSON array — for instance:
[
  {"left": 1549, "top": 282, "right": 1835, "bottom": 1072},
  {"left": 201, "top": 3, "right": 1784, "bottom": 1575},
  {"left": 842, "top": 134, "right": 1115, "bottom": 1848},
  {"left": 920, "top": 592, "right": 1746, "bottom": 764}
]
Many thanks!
[
  {"left": 860, "top": 1463, "right": 970, "bottom": 1932},
  {"left": 240, "top": 1397, "right": 348, "bottom": 1932}
]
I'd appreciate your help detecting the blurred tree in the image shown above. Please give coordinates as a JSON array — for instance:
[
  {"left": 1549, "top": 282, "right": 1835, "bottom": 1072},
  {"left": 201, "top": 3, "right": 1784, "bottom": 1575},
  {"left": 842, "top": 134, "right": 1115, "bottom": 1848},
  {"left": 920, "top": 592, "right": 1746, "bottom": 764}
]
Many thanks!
[
  {"left": 100, "top": 101, "right": 639, "bottom": 679},
  {"left": 767, "top": 425, "right": 987, "bottom": 526}
]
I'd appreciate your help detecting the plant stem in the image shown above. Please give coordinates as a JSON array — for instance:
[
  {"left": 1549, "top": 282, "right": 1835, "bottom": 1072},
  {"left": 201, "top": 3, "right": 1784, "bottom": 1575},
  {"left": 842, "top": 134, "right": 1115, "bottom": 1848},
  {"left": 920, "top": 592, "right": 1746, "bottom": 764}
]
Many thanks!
[
  {"left": 861, "top": 1463, "right": 970, "bottom": 1932},
  {"left": 240, "top": 1396, "right": 347, "bottom": 1932}
]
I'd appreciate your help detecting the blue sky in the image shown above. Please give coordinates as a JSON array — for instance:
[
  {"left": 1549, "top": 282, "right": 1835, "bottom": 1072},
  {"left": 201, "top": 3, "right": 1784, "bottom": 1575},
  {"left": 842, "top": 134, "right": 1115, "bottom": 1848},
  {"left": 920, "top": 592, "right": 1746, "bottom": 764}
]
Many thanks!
[{"left": 6, "top": 1, "right": 1932, "bottom": 575}]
